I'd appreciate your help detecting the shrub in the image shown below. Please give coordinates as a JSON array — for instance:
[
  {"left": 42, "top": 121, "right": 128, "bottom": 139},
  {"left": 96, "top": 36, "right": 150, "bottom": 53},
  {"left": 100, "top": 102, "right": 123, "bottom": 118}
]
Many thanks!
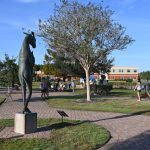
[
  {"left": 95, "top": 84, "right": 113, "bottom": 95},
  {"left": 125, "top": 79, "right": 133, "bottom": 82},
  {"left": 111, "top": 82, "right": 136, "bottom": 89}
]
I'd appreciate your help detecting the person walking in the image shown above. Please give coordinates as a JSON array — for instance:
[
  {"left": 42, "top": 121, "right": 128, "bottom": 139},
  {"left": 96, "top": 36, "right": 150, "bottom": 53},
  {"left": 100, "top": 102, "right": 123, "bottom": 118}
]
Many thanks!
[
  {"left": 40, "top": 78, "right": 48, "bottom": 100},
  {"left": 134, "top": 78, "right": 142, "bottom": 101},
  {"left": 6, "top": 86, "right": 13, "bottom": 101}
]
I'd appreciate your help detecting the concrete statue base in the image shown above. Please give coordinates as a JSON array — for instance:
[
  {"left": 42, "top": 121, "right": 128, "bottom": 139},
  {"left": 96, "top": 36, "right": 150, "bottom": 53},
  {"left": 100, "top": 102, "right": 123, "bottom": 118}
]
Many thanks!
[{"left": 14, "top": 112, "right": 37, "bottom": 134}]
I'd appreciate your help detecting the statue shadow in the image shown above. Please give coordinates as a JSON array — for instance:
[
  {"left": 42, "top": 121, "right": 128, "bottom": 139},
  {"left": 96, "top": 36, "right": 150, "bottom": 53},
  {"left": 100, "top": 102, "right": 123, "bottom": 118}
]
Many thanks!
[
  {"left": 37, "top": 121, "right": 87, "bottom": 133},
  {"left": 14, "top": 96, "right": 43, "bottom": 102},
  {"left": 90, "top": 110, "right": 150, "bottom": 123}
]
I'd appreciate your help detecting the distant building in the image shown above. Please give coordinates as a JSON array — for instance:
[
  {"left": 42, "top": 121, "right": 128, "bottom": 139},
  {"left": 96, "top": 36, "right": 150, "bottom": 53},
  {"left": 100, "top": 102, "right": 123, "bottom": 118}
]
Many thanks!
[
  {"left": 108, "top": 66, "right": 139, "bottom": 80},
  {"left": 94, "top": 66, "right": 139, "bottom": 80},
  {"left": 35, "top": 70, "right": 47, "bottom": 78}
]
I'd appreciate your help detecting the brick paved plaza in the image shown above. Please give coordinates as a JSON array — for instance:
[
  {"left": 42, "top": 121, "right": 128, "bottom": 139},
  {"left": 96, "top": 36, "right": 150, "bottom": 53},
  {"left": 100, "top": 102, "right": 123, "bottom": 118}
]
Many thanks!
[{"left": 1, "top": 91, "right": 150, "bottom": 150}]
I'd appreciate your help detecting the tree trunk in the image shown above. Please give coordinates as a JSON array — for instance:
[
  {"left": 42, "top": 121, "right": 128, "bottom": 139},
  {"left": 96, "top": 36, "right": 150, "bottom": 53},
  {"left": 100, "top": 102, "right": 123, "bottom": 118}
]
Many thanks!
[{"left": 85, "top": 68, "right": 91, "bottom": 102}]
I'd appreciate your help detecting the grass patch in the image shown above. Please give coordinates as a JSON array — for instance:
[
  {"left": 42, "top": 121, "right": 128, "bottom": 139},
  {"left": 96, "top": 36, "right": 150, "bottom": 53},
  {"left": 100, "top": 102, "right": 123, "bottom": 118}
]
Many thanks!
[
  {"left": 32, "top": 82, "right": 41, "bottom": 91},
  {"left": 32, "top": 82, "right": 40, "bottom": 88},
  {"left": 47, "top": 88, "right": 150, "bottom": 115},
  {"left": 49, "top": 123, "right": 110, "bottom": 150},
  {"left": 0, "top": 139, "right": 54, "bottom": 150},
  {"left": 0, "top": 118, "right": 63, "bottom": 131},
  {"left": 0, "top": 97, "right": 4, "bottom": 101},
  {"left": 109, "top": 88, "right": 136, "bottom": 97},
  {"left": 0, "top": 97, "right": 5, "bottom": 105},
  {"left": 0, "top": 119, "right": 14, "bottom": 131},
  {"left": 0, "top": 118, "right": 110, "bottom": 150}
]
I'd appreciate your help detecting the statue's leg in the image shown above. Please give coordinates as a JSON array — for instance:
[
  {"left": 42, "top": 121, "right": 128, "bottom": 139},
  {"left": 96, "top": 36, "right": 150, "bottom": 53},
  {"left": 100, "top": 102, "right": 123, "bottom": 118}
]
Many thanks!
[
  {"left": 22, "top": 81, "right": 26, "bottom": 113},
  {"left": 24, "top": 77, "right": 32, "bottom": 113}
]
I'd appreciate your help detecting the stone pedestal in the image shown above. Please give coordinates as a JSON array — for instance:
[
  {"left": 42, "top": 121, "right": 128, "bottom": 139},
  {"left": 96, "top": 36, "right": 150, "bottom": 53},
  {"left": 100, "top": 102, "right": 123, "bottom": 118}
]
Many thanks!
[{"left": 14, "top": 112, "right": 37, "bottom": 134}]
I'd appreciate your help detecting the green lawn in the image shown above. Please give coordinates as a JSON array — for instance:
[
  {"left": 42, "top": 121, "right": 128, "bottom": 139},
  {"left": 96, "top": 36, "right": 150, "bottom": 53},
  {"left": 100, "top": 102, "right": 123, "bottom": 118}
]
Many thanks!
[
  {"left": 0, "top": 118, "right": 110, "bottom": 150},
  {"left": 109, "top": 88, "right": 136, "bottom": 97},
  {"left": 0, "top": 97, "right": 5, "bottom": 105},
  {"left": 32, "top": 82, "right": 41, "bottom": 91},
  {"left": 47, "top": 88, "right": 150, "bottom": 115}
]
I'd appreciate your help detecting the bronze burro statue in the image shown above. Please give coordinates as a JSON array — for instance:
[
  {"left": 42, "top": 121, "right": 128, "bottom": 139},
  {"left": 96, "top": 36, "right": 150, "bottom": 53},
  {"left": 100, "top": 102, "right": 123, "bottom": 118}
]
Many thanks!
[{"left": 18, "top": 32, "right": 36, "bottom": 113}]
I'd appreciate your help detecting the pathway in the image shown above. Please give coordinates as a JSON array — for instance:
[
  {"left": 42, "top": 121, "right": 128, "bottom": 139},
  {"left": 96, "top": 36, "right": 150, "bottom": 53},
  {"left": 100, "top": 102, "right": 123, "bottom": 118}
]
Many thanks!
[{"left": 0, "top": 92, "right": 150, "bottom": 150}]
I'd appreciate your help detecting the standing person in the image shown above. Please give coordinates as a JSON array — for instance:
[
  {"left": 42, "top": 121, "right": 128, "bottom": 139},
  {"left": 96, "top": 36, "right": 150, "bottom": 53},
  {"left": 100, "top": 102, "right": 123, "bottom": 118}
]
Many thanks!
[
  {"left": 40, "top": 78, "right": 48, "bottom": 100},
  {"left": 68, "top": 80, "right": 71, "bottom": 89},
  {"left": 94, "top": 79, "right": 98, "bottom": 95},
  {"left": 45, "top": 77, "right": 50, "bottom": 98},
  {"left": 134, "top": 78, "right": 142, "bottom": 101},
  {"left": 89, "top": 73, "right": 95, "bottom": 91},
  {"left": 80, "top": 78, "right": 84, "bottom": 88},
  {"left": 59, "top": 81, "right": 64, "bottom": 92},
  {"left": 6, "top": 86, "right": 13, "bottom": 101},
  {"left": 71, "top": 80, "right": 75, "bottom": 93},
  {"left": 145, "top": 79, "right": 150, "bottom": 98}
]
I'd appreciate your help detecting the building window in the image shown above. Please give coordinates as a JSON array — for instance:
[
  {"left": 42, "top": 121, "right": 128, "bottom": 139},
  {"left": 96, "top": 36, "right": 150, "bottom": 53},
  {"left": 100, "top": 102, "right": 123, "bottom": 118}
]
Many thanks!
[
  {"left": 127, "top": 69, "right": 130, "bottom": 73},
  {"left": 134, "top": 70, "right": 137, "bottom": 73},
  {"left": 113, "top": 69, "right": 115, "bottom": 72},
  {"left": 119, "top": 69, "right": 124, "bottom": 72}
]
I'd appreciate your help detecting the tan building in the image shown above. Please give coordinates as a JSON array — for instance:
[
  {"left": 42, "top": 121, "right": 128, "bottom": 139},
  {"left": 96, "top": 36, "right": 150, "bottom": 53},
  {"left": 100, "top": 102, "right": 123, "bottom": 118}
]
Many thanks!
[
  {"left": 108, "top": 66, "right": 139, "bottom": 80},
  {"left": 93, "top": 66, "right": 139, "bottom": 80}
]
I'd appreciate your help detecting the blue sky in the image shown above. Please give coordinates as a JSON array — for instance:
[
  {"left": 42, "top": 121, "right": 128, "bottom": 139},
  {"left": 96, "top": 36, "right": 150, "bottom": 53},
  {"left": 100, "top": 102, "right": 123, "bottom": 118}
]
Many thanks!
[{"left": 0, "top": 0, "right": 150, "bottom": 72}]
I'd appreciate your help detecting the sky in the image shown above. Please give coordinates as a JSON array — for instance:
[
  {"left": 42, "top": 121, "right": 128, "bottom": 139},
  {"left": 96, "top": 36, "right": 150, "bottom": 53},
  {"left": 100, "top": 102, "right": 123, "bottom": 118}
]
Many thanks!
[{"left": 0, "top": 0, "right": 150, "bottom": 72}]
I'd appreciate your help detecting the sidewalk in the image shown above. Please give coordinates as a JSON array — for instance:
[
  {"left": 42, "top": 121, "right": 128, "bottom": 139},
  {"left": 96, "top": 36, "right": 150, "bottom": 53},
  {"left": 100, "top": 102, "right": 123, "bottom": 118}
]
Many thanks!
[{"left": 1, "top": 92, "right": 150, "bottom": 149}]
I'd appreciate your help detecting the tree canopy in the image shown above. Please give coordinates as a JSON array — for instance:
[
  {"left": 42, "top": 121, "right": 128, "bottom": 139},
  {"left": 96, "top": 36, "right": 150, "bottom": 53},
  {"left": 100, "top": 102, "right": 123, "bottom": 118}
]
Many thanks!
[
  {"left": 44, "top": 48, "right": 85, "bottom": 79},
  {"left": 38, "top": 0, "right": 134, "bottom": 101},
  {"left": 140, "top": 71, "right": 150, "bottom": 80},
  {"left": 0, "top": 54, "right": 19, "bottom": 87}
]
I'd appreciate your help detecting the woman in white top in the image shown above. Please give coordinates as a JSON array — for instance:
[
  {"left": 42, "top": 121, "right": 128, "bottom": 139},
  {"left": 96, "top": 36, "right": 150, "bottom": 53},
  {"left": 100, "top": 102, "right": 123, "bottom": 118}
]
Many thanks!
[{"left": 134, "top": 78, "right": 142, "bottom": 101}]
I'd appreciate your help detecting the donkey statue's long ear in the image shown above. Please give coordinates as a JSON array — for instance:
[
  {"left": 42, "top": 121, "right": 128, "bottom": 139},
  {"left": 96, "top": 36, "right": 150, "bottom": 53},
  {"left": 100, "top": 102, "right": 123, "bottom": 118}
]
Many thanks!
[
  {"left": 31, "top": 32, "right": 34, "bottom": 37},
  {"left": 23, "top": 32, "right": 29, "bottom": 35}
]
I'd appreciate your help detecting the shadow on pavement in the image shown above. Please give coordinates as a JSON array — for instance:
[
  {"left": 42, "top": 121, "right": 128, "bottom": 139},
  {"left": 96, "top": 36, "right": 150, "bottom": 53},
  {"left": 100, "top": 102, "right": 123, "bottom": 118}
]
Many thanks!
[
  {"left": 91, "top": 110, "right": 150, "bottom": 123},
  {"left": 37, "top": 121, "right": 87, "bottom": 133},
  {"left": 107, "top": 130, "right": 150, "bottom": 150},
  {"left": 14, "top": 96, "right": 43, "bottom": 102}
]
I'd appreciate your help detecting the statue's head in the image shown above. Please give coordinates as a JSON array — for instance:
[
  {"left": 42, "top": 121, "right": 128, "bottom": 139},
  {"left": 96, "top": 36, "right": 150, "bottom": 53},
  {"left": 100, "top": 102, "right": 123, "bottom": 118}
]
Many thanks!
[
  {"left": 30, "top": 32, "right": 36, "bottom": 48},
  {"left": 24, "top": 31, "right": 36, "bottom": 48}
]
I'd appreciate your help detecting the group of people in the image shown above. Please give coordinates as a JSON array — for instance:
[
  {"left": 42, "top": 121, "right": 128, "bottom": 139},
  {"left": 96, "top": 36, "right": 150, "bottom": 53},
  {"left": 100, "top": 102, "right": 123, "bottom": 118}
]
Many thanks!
[
  {"left": 53, "top": 80, "right": 75, "bottom": 92},
  {"left": 40, "top": 78, "right": 75, "bottom": 100},
  {"left": 134, "top": 78, "right": 150, "bottom": 101}
]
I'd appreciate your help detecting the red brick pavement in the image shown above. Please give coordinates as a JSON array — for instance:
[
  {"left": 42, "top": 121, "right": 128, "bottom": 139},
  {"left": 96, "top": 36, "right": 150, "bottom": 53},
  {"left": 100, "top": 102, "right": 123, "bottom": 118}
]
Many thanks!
[{"left": 1, "top": 92, "right": 150, "bottom": 149}]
